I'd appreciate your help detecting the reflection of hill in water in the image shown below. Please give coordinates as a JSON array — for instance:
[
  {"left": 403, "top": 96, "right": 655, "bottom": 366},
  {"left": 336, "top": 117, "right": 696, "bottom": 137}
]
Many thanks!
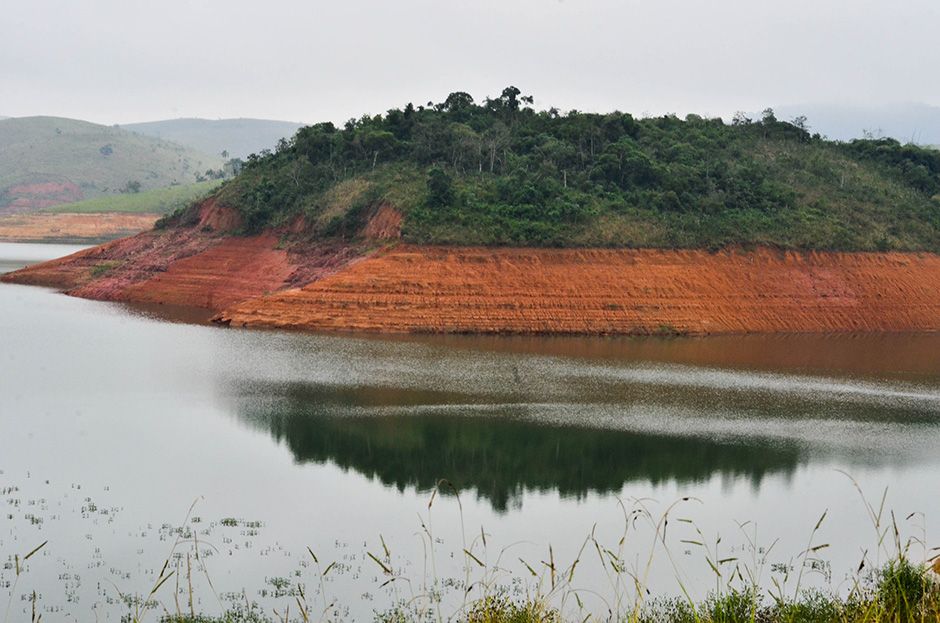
[{"left": 233, "top": 381, "right": 803, "bottom": 511}]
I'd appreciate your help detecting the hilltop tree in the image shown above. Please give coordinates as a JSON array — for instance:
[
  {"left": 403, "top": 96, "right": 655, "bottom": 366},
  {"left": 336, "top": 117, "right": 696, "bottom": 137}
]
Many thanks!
[{"left": 204, "top": 86, "right": 940, "bottom": 249}]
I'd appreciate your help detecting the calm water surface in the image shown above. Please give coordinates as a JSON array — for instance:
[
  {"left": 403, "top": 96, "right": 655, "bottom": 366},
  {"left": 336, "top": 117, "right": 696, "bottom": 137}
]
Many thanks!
[{"left": 2, "top": 242, "right": 940, "bottom": 620}]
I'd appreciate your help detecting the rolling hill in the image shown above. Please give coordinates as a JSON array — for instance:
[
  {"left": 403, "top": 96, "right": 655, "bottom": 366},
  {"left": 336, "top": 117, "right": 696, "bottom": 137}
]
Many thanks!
[
  {"left": 0, "top": 116, "right": 223, "bottom": 213},
  {"left": 202, "top": 89, "right": 940, "bottom": 252},
  {"left": 121, "top": 118, "right": 304, "bottom": 160},
  {"left": 9, "top": 89, "right": 940, "bottom": 336}
]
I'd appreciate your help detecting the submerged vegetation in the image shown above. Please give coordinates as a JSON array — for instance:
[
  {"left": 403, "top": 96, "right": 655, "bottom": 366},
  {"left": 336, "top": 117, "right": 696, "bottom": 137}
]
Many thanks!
[{"left": 167, "top": 87, "right": 940, "bottom": 251}]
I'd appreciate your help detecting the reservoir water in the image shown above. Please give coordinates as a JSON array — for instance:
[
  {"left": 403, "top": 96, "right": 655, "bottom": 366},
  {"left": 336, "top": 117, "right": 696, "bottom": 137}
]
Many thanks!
[{"left": 2, "top": 242, "right": 940, "bottom": 620}]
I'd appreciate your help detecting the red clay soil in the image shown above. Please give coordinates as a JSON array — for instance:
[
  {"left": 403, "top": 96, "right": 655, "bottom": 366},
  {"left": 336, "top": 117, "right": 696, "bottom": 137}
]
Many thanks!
[
  {"left": 2, "top": 228, "right": 220, "bottom": 293},
  {"left": 215, "top": 246, "right": 940, "bottom": 335},
  {"left": 2, "top": 229, "right": 331, "bottom": 312},
  {"left": 2, "top": 182, "right": 84, "bottom": 212},
  {"left": 8, "top": 197, "right": 940, "bottom": 335},
  {"left": 104, "top": 233, "right": 297, "bottom": 310},
  {"left": 2, "top": 203, "right": 369, "bottom": 313},
  {"left": 361, "top": 204, "right": 402, "bottom": 240}
]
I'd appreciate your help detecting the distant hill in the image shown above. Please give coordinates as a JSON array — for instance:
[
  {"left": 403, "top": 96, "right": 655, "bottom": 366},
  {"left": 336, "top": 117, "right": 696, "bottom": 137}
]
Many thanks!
[
  {"left": 0, "top": 117, "right": 223, "bottom": 213},
  {"left": 121, "top": 118, "right": 305, "bottom": 160},
  {"left": 771, "top": 103, "right": 940, "bottom": 144}
]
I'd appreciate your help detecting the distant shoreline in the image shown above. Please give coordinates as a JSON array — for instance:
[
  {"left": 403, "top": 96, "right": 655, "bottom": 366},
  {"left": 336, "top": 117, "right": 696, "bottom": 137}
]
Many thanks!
[{"left": 0, "top": 212, "right": 158, "bottom": 244}]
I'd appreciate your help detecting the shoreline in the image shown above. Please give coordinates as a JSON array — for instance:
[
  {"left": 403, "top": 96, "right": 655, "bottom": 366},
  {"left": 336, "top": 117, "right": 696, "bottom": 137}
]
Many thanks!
[
  {"left": 0, "top": 211, "right": 159, "bottom": 244},
  {"left": 6, "top": 226, "right": 940, "bottom": 336}
]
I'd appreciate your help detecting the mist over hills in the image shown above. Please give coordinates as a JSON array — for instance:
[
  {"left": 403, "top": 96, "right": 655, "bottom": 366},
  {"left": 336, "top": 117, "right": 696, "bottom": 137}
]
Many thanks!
[{"left": 121, "top": 118, "right": 304, "bottom": 160}]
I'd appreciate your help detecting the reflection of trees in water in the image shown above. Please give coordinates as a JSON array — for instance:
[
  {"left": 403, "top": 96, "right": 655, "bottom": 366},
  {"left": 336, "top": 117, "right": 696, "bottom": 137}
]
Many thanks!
[{"left": 233, "top": 381, "right": 803, "bottom": 512}]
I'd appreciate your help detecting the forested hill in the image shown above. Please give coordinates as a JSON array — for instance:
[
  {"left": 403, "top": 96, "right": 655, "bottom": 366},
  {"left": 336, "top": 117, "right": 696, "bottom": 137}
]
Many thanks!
[{"left": 174, "top": 88, "right": 940, "bottom": 251}]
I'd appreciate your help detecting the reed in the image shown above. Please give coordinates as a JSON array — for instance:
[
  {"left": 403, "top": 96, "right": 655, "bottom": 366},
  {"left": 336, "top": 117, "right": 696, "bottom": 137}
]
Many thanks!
[{"left": 5, "top": 478, "right": 939, "bottom": 623}]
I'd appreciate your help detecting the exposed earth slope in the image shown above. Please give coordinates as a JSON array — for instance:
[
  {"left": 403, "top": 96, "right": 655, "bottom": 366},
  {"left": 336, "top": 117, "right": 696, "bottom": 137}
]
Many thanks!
[
  {"left": 6, "top": 90, "right": 940, "bottom": 335},
  {"left": 6, "top": 199, "right": 940, "bottom": 335},
  {"left": 3, "top": 200, "right": 367, "bottom": 312},
  {"left": 216, "top": 246, "right": 940, "bottom": 335}
]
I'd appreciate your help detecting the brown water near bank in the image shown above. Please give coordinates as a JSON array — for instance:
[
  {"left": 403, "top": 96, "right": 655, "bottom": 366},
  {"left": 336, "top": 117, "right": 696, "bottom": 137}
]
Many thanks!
[{"left": 372, "top": 331, "right": 940, "bottom": 381}]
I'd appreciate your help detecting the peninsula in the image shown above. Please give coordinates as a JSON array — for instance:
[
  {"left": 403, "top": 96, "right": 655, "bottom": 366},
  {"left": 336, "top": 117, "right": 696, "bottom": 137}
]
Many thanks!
[{"left": 7, "top": 89, "right": 940, "bottom": 335}]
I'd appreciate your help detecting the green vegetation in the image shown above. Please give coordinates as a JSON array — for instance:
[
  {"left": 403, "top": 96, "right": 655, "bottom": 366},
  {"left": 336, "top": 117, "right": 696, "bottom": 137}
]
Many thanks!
[
  {"left": 151, "top": 531, "right": 940, "bottom": 622},
  {"left": 156, "top": 536, "right": 940, "bottom": 623},
  {"left": 0, "top": 116, "right": 224, "bottom": 211},
  {"left": 90, "top": 261, "right": 121, "bottom": 277},
  {"left": 192, "top": 88, "right": 940, "bottom": 251},
  {"left": 9, "top": 476, "right": 940, "bottom": 623},
  {"left": 43, "top": 180, "right": 221, "bottom": 214}
]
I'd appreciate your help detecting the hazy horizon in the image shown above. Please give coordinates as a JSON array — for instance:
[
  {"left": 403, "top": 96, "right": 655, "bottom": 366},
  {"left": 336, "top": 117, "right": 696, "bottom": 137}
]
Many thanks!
[
  {"left": 4, "top": 0, "right": 939, "bottom": 127},
  {"left": 2, "top": 101, "right": 940, "bottom": 129}
]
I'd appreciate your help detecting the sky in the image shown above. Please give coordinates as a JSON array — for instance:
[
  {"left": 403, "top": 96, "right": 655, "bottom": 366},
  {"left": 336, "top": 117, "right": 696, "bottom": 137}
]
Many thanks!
[{"left": 3, "top": 0, "right": 940, "bottom": 125}]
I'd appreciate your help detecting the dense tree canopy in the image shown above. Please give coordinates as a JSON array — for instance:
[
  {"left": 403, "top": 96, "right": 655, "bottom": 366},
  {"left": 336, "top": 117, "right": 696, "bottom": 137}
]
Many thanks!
[{"left": 186, "top": 88, "right": 940, "bottom": 251}]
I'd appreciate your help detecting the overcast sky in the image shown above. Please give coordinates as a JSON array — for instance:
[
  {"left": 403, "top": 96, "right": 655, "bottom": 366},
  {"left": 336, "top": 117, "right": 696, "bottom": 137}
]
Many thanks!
[{"left": 3, "top": 0, "right": 940, "bottom": 125}]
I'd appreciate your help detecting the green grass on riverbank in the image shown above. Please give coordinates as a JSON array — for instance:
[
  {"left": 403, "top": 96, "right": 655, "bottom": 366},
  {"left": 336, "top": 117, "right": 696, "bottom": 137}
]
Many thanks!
[
  {"left": 43, "top": 180, "right": 221, "bottom": 214},
  {"left": 161, "top": 557, "right": 940, "bottom": 622}
]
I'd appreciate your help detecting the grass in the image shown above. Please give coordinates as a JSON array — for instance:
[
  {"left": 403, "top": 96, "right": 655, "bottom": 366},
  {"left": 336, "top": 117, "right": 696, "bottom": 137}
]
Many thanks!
[
  {"left": 90, "top": 260, "right": 121, "bottom": 277},
  {"left": 2, "top": 540, "right": 46, "bottom": 623},
  {"left": 6, "top": 478, "right": 940, "bottom": 623},
  {"left": 42, "top": 180, "right": 222, "bottom": 214},
  {"left": 0, "top": 116, "right": 224, "bottom": 207}
]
